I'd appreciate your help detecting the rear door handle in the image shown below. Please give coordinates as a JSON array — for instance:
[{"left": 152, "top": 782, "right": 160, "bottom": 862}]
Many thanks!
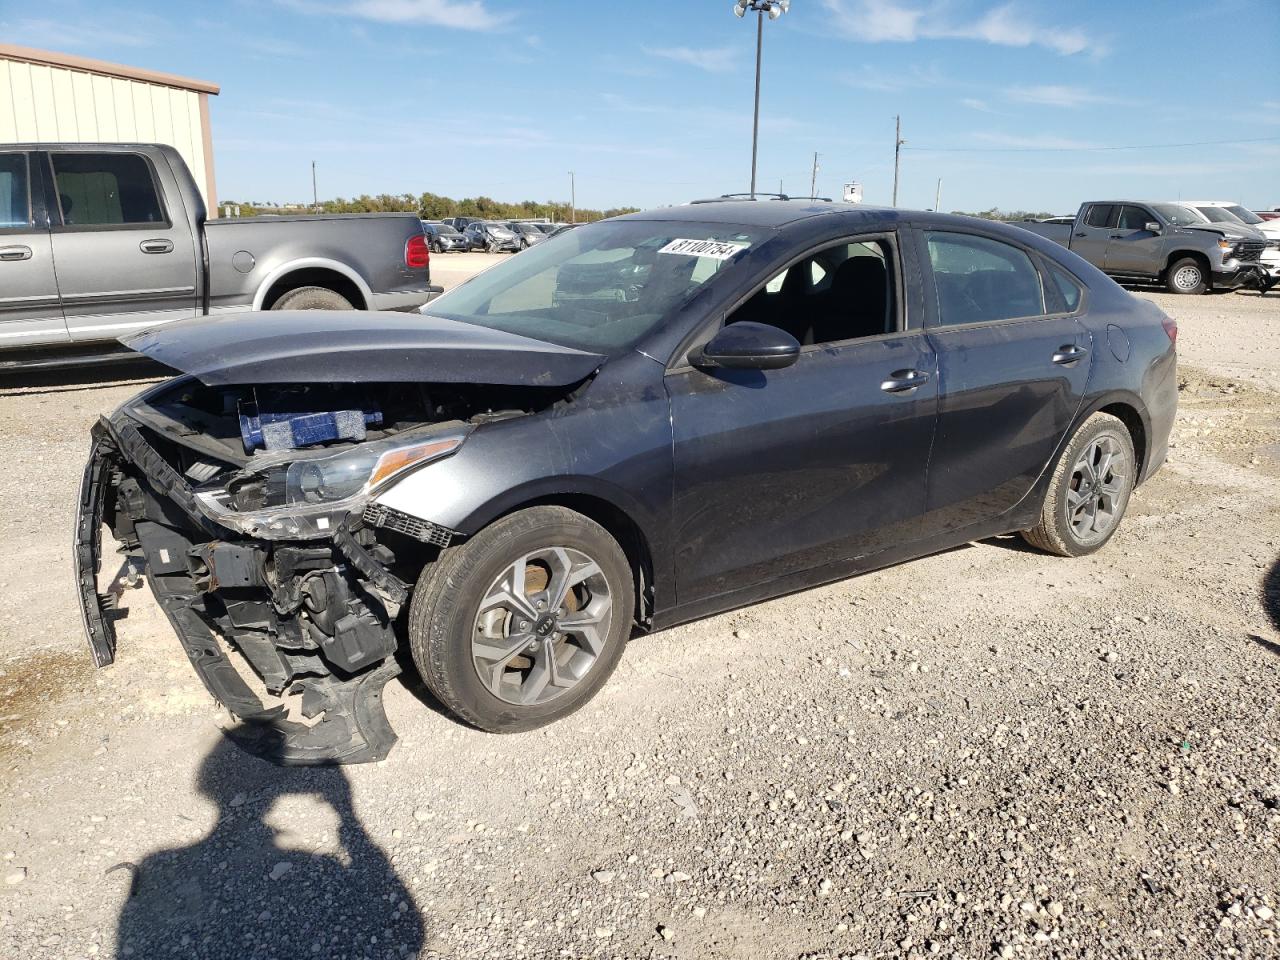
[
  {"left": 1074, "top": 232, "right": 1087, "bottom": 238},
  {"left": 0, "top": 245, "right": 32, "bottom": 261},
  {"left": 1052, "top": 345, "right": 1088, "bottom": 365},
  {"left": 880, "top": 369, "right": 930, "bottom": 394},
  {"left": 140, "top": 239, "right": 174, "bottom": 254}
]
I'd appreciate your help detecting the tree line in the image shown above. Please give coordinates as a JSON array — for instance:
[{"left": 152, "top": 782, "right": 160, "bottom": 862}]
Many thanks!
[
  {"left": 949, "top": 207, "right": 1066, "bottom": 221},
  {"left": 220, "top": 192, "right": 639, "bottom": 223}
]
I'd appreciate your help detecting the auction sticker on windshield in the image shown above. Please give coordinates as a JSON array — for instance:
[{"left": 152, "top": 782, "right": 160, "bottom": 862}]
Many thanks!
[{"left": 658, "top": 238, "right": 749, "bottom": 260}]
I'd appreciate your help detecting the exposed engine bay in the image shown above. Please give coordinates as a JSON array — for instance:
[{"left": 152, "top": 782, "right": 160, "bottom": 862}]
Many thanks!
[{"left": 76, "top": 378, "right": 569, "bottom": 764}]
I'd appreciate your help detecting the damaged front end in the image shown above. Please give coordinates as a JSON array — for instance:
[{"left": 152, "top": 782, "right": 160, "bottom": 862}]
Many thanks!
[{"left": 74, "top": 378, "right": 538, "bottom": 764}]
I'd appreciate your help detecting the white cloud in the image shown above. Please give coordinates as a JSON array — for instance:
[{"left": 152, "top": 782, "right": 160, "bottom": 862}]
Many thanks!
[
  {"left": 643, "top": 45, "right": 736, "bottom": 73},
  {"left": 841, "top": 63, "right": 947, "bottom": 92},
  {"left": 822, "top": 0, "right": 1096, "bottom": 56},
  {"left": 281, "top": 0, "right": 512, "bottom": 31},
  {"left": 0, "top": 16, "right": 157, "bottom": 49},
  {"left": 1007, "top": 84, "right": 1117, "bottom": 108},
  {"left": 960, "top": 97, "right": 995, "bottom": 112}
]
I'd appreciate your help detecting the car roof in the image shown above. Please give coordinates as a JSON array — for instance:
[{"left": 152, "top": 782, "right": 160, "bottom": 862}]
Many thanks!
[{"left": 614, "top": 199, "right": 908, "bottom": 229}]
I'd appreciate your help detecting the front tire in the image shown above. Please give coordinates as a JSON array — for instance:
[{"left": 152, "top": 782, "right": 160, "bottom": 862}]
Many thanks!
[
  {"left": 1021, "top": 413, "right": 1136, "bottom": 557},
  {"left": 271, "top": 285, "right": 355, "bottom": 311},
  {"left": 409, "top": 506, "right": 634, "bottom": 733},
  {"left": 1165, "top": 257, "right": 1207, "bottom": 295}
]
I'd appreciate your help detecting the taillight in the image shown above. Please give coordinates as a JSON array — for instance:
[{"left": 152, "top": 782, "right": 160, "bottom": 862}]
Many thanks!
[
  {"left": 405, "top": 233, "right": 430, "bottom": 269},
  {"left": 1161, "top": 316, "right": 1177, "bottom": 344}
]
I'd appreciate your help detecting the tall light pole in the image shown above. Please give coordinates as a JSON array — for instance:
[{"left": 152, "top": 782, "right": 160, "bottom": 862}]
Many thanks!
[
  {"left": 311, "top": 160, "right": 318, "bottom": 212},
  {"left": 568, "top": 170, "right": 576, "bottom": 223},
  {"left": 733, "top": 0, "right": 789, "bottom": 198}
]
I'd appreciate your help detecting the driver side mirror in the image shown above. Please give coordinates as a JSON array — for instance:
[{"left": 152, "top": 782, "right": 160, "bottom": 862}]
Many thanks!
[
  {"left": 690, "top": 321, "right": 800, "bottom": 371},
  {"left": 1144, "top": 221, "right": 1162, "bottom": 233}
]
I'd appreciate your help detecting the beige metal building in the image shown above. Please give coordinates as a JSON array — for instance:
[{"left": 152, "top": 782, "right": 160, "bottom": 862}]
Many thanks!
[{"left": 0, "top": 44, "right": 220, "bottom": 212}]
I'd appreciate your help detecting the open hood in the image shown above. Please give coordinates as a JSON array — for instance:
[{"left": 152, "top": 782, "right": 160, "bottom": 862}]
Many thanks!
[{"left": 122, "top": 310, "right": 605, "bottom": 387}]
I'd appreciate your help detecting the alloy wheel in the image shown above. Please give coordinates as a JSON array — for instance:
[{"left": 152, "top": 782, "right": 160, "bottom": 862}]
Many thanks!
[
  {"left": 1066, "top": 435, "right": 1128, "bottom": 542},
  {"left": 471, "top": 546, "right": 613, "bottom": 706}
]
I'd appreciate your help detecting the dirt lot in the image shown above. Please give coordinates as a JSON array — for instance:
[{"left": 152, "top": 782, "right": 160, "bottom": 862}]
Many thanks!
[{"left": 1, "top": 270, "right": 1278, "bottom": 960}]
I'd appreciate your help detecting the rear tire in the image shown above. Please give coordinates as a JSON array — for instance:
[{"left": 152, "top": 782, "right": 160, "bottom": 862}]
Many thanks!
[
  {"left": 271, "top": 285, "right": 355, "bottom": 311},
  {"left": 408, "top": 506, "right": 634, "bottom": 733},
  {"left": 1021, "top": 413, "right": 1136, "bottom": 557},
  {"left": 1165, "top": 257, "right": 1207, "bottom": 295}
]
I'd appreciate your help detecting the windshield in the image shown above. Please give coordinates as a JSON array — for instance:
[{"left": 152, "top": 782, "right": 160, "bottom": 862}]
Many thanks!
[
  {"left": 1225, "top": 204, "right": 1262, "bottom": 224},
  {"left": 1195, "top": 206, "right": 1240, "bottom": 224},
  {"left": 437, "top": 224, "right": 461, "bottom": 236},
  {"left": 1151, "top": 204, "right": 1205, "bottom": 227},
  {"left": 426, "top": 219, "right": 769, "bottom": 354}
]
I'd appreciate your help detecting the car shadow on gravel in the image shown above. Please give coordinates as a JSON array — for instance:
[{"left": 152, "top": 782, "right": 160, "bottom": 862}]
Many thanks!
[
  {"left": 0, "top": 357, "right": 170, "bottom": 396},
  {"left": 114, "top": 734, "right": 426, "bottom": 959},
  {"left": 1255, "top": 556, "right": 1280, "bottom": 657}
]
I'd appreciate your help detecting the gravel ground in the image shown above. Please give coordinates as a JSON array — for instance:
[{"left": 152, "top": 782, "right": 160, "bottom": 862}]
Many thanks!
[{"left": 0, "top": 274, "right": 1277, "bottom": 960}]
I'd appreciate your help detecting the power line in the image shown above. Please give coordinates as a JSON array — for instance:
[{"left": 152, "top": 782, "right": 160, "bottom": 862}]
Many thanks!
[{"left": 903, "top": 135, "right": 1280, "bottom": 155}]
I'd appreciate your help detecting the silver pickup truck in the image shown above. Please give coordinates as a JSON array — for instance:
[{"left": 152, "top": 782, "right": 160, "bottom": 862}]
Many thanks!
[
  {"left": 1018, "top": 200, "right": 1271, "bottom": 295},
  {"left": 0, "top": 143, "right": 438, "bottom": 361}
]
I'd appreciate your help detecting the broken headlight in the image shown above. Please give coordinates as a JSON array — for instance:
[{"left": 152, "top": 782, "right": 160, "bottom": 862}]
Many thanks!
[{"left": 194, "top": 430, "right": 469, "bottom": 540}]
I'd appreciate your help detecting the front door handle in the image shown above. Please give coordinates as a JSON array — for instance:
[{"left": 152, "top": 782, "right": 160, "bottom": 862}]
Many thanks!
[
  {"left": 0, "top": 244, "right": 32, "bottom": 261},
  {"left": 1074, "top": 232, "right": 1087, "bottom": 238},
  {"left": 140, "top": 239, "right": 174, "bottom": 254},
  {"left": 880, "top": 369, "right": 930, "bottom": 394},
  {"left": 1052, "top": 345, "right": 1088, "bottom": 366}
]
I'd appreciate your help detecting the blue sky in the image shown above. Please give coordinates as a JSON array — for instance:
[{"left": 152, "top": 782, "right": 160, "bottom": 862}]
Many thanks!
[{"left": 5, "top": 0, "right": 1279, "bottom": 213}]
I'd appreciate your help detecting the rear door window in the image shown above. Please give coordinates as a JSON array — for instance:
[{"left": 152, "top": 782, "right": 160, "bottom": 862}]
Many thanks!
[
  {"left": 51, "top": 152, "right": 165, "bottom": 226},
  {"left": 925, "top": 232, "right": 1046, "bottom": 327},
  {"left": 0, "top": 154, "right": 30, "bottom": 229},
  {"left": 1083, "top": 204, "right": 1116, "bottom": 228}
]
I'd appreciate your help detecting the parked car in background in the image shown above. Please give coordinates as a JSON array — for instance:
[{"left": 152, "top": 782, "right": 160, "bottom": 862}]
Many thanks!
[
  {"left": 463, "top": 220, "right": 521, "bottom": 253},
  {"left": 442, "top": 216, "right": 482, "bottom": 233},
  {"left": 1178, "top": 200, "right": 1279, "bottom": 289},
  {"left": 1018, "top": 200, "right": 1270, "bottom": 294},
  {"left": 505, "top": 221, "right": 546, "bottom": 249},
  {"left": 0, "top": 143, "right": 437, "bottom": 362},
  {"left": 422, "top": 221, "right": 470, "bottom": 253},
  {"left": 548, "top": 223, "right": 583, "bottom": 238},
  {"left": 78, "top": 199, "right": 1176, "bottom": 762},
  {"left": 1256, "top": 208, "right": 1280, "bottom": 222},
  {"left": 535, "top": 222, "right": 562, "bottom": 235}
]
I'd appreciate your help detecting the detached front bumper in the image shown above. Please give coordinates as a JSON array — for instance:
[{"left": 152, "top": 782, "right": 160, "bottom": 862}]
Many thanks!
[
  {"left": 73, "top": 415, "right": 432, "bottom": 765},
  {"left": 1212, "top": 263, "right": 1268, "bottom": 290}
]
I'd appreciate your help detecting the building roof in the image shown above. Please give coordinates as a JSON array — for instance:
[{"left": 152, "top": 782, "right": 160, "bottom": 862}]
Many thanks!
[{"left": 0, "top": 44, "right": 219, "bottom": 95}]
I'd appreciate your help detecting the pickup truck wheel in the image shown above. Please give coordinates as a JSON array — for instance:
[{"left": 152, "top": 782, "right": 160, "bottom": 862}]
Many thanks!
[
  {"left": 1021, "top": 413, "right": 1135, "bottom": 557},
  {"left": 408, "top": 506, "right": 634, "bottom": 733},
  {"left": 271, "top": 285, "right": 355, "bottom": 311},
  {"left": 1165, "top": 258, "right": 1206, "bottom": 295}
]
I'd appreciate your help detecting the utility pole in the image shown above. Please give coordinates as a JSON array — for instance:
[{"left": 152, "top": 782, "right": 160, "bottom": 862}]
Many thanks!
[
  {"left": 934, "top": 177, "right": 942, "bottom": 212},
  {"left": 568, "top": 171, "right": 576, "bottom": 223},
  {"left": 311, "top": 161, "right": 318, "bottom": 212},
  {"left": 892, "top": 115, "right": 905, "bottom": 207},
  {"left": 810, "top": 152, "right": 819, "bottom": 198},
  {"left": 779, "top": 177, "right": 783, "bottom": 196}
]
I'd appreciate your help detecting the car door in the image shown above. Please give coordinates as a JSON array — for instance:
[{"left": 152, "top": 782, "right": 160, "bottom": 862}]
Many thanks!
[
  {"left": 1070, "top": 203, "right": 1114, "bottom": 266},
  {"left": 916, "top": 228, "right": 1092, "bottom": 533},
  {"left": 1104, "top": 204, "right": 1164, "bottom": 277},
  {"left": 666, "top": 234, "right": 939, "bottom": 605},
  {"left": 44, "top": 149, "right": 199, "bottom": 343},
  {"left": 0, "top": 151, "right": 68, "bottom": 348}
]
